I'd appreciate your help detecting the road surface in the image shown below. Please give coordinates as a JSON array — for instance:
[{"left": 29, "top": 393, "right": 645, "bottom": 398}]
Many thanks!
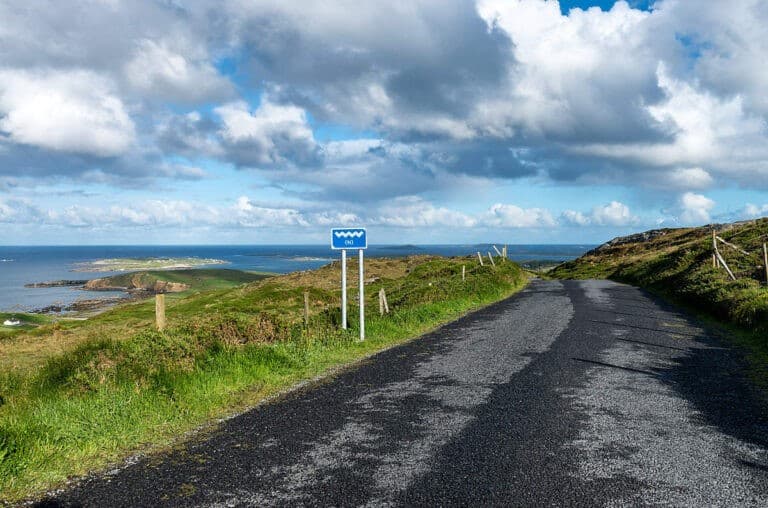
[{"left": 37, "top": 279, "right": 768, "bottom": 506}]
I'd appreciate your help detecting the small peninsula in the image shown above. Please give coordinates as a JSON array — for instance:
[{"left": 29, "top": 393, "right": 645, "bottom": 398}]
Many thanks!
[{"left": 72, "top": 257, "right": 229, "bottom": 272}]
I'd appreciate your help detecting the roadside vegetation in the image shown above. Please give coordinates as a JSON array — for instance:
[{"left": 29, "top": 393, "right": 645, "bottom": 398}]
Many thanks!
[
  {"left": 0, "top": 255, "right": 525, "bottom": 502},
  {"left": 552, "top": 218, "right": 768, "bottom": 377}
]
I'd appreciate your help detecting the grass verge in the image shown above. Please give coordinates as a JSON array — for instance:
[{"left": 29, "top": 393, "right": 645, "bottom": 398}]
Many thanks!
[{"left": 0, "top": 256, "right": 525, "bottom": 502}]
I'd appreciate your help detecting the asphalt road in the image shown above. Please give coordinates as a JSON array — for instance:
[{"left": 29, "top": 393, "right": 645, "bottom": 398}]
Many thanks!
[{"left": 37, "top": 279, "right": 768, "bottom": 507}]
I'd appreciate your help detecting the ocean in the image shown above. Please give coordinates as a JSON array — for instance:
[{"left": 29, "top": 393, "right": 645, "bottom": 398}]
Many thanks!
[{"left": 0, "top": 244, "right": 592, "bottom": 312}]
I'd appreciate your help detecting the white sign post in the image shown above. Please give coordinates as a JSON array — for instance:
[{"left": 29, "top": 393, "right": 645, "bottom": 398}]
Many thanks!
[
  {"left": 332, "top": 228, "right": 367, "bottom": 341},
  {"left": 341, "top": 249, "right": 347, "bottom": 329},
  {"left": 359, "top": 248, "right": 365, "bottom": 340}
]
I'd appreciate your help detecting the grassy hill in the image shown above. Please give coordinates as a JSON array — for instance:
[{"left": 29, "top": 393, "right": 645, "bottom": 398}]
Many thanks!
[
  {"left": 0, "top": 255, "right": 525, "bottom": 502},
  {"left": 84, "top": 268, "right": 271, "bottom": 292}
]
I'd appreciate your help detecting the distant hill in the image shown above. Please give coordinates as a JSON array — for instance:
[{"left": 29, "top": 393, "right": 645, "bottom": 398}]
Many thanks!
[
  {"left": 552, "top": 218, "right": 768, "bottom": 334},
  {"left": 84, "top": 269, "right": 271, "bottom": 293}
]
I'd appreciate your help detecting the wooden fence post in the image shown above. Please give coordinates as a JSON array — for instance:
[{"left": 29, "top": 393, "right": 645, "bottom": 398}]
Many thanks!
[
  {"left": 712, "top": 230, "right": 720, "bottom": 268},
  {"left": 493, "top": 245, "right": 503, "bottom": 257},
  {"left": 715, "top": 249, "right": 737, "bottom": 281},
  {"left": 304, "top": 291, "right": 309, "bottom": 328},
  {"left": 155, "top": 294, "right": 166, "bottom": 331},
  {"left": 462, "top": 265, "right": 466, "bottom": 281},
  {"left": 378, "top": 288, "right": 389, "bottom": 315},
  {"left": 764, "top": 243, "right": 768, "bottom": 285},
  {"left": 487, "top": 252, "right": 496, "bottom": 267},
  {"left": 477, "top": 252, "right": 484, "bottom": 266}
]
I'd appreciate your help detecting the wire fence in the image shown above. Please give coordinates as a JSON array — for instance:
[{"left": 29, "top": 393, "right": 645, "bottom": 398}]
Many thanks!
[{"left": 711, "top": 230, "right": 768, "bottom": 284}]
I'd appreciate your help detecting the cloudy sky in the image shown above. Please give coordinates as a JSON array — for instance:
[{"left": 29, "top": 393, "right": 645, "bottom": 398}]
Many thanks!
[{"left": 0, "top": 0, "right": 767, "bottom": 245}]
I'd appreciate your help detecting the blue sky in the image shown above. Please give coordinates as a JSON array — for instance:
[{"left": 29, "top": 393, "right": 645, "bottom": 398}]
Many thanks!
[
  {"left": 559, "top": 0, "right": 651, "bottom": 13},
  {"left": 0, "top": 0, "right": 766, "bottom": 245}
]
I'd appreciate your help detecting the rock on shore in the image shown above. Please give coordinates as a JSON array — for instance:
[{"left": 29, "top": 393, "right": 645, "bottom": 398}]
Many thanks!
[{"left": 84, "top": 275, "right": 189, "bottom": 293}]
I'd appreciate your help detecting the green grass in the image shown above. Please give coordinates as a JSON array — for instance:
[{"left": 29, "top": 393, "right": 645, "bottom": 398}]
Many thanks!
[
  {"left": 0, "top": 257, "right": 526, "bottom": 502},
  {"left": 0, "top": 313, "right": 53, "bottom": 338}
]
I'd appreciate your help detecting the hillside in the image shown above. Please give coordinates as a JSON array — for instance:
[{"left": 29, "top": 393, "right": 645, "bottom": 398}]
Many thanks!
[
  {"left": 552, "top": 218, "right": 768, "bottom": 334},
  {"left": 83, "top": 268, "right": 269, "bottom": 293},
  {"left": 0, "top": 254, "right": 525, "bottom": 502}
]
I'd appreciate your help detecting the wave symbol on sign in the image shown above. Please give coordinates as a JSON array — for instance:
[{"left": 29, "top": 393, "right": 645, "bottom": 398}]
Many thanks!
[{"left": 334, "top": 231, "right": 365, "bottom": 238}]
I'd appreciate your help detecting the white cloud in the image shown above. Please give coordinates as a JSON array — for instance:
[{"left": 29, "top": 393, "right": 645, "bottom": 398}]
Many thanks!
[
  {"left": 656, "top": 0, "right": 768, "bottom": 118},
  {"left": 665, "top": 167, "right": 714, "bottom": 190},
  {"left": 376, "top": 197, "right": 476, "bottom": 228},
  {"left": 743, "top": 203, "right": 768, "bottom": 219},
  {"left": 0, "top": 69, "right": 135, "bottom": 157},
  {"left": 572, "top": 64, "right": 768, "bottom": 175},
  {"left": 124, "top": 39, "right": 232, "bottom": 103},
  {"left": 590, "top": 201, "right": 636, "bottom": 226},
  {"left": 679, "top": 192, "right": 715, "bottom": 224},
  {"left": 562, "top": 200, "right": 637, "bottom": 226},
  {"left": 475, "top": 0, "right": 659, "bottom": 141},
  {"left": 216, "top": 99, "right": 321, "bottom": 167},
  {"left": 27, "top": 197, "right": 312, "bottom": 230},
  {"left": 323, "top": 139, "right": 383, "bottom": 163},
  {"left": 482, "top": 203, "right": 556, "bottom": 228},
  {"left": 561, "top": 210, "right": 590, "bottom": 226},
  {"left": 0, "top": 197, "right": 45, "bottom": 223},
  {"left": 233, "top": 196, "right": 309, "bottom": 227},
  {"left": 1, "top": 195, "right": 563, "bottom": 232},
  {"left": 0, "top": 199, "right": 15, "bottom": 221}
]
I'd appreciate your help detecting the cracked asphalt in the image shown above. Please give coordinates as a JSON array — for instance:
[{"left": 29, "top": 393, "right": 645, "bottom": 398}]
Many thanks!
[{"left": 36, "top": 279, "right": 768, "bottom": 507}]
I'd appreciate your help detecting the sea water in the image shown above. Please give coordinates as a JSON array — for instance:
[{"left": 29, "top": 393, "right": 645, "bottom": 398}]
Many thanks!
[{"left": 0, "top": 244, "right": 592, "bottom": 312}]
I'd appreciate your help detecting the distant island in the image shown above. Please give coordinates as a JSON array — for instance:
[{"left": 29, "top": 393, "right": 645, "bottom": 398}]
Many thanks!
[
  {"left": 24, "top": 280, "right": 88, "bottom": 288},
  {"left": 72, "top": 257, "right": 229, "bottom": 272}
]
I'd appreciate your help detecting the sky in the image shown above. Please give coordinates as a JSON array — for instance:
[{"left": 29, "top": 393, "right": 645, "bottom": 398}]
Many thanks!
[{"left": 0, "top": 0, "right": 767, "bottom": 245}]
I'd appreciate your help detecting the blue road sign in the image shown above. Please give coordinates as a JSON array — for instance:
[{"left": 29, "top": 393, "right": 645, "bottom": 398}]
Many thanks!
[{"left": 331, "top": 228, "right": 367, "bottom": 250}]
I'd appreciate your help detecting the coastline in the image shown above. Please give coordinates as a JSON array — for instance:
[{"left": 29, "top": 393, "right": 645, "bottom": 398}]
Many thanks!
[
  {"left": 1, "top": 246, "right": 589, "bottom": 318},
  {"left": 15, "top": 257, "right": 234, "bottom": 317}
]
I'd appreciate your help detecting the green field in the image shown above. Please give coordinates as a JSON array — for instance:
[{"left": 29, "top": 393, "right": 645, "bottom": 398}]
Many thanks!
[{"left": 0, "top": 256, "right": 526, "bottom": 502}]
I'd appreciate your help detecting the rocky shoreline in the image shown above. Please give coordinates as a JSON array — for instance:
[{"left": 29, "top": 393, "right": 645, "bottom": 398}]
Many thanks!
[
  {"left": 24, "top": 280, "right": 88, "bottom": 288},
  {"left": 25, "top": 275, "right": 189, "bottom": 315},
  {"left": 33, "top": 296, "right": 136, "bottom": 314}
]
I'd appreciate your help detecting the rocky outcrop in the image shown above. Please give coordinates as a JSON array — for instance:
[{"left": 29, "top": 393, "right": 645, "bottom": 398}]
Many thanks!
[
  {"left": 149, "top": 280, "right": 189, "bottom": 293},
  {"left": 587, "top": 229, "right": 672, "bottom": 254},
  {"left": 84, "top": 275, "right": 189, "bottom": 293}
]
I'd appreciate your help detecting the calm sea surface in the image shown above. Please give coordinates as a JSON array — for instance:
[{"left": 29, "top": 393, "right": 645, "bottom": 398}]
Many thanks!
[{"left": 0, "top": 244, "right": 593, "bottom": 312}]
